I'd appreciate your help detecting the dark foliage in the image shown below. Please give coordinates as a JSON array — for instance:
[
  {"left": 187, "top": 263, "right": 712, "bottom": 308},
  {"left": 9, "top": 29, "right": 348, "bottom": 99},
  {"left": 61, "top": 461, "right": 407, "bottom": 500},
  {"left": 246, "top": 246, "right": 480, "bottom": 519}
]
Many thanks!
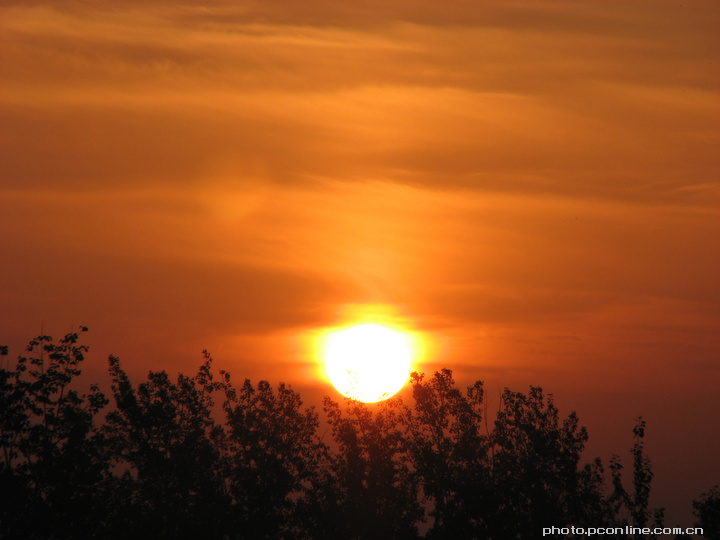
[
  {"left": 490, "top": 387, "right": 613, "bottom": 538},
  {"left": 103, "top": 353, "right": 230, "bottom": 539},
  {"left": 1, "top": 330, "right": 711, "bottom": 539},
  {"left": 305, "top": 396, "right": 422, "bottom": 539},
  {"left": 404, "top": 369, "right": 489, "bottom": 538},
  {"left": 693, "top": 486, "right": 720, "bottom": 540},
  {"left": 221, "top": 374, "right": 323, "bottom": 538},
  {"left": 0, "top": 329, "right": 110, "bottom": 539}
]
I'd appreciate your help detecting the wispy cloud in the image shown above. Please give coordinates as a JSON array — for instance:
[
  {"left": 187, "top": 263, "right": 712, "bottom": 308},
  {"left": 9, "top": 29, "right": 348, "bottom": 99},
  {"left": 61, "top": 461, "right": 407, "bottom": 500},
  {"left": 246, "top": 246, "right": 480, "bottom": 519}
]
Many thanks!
[{"left": 1, "top": 1, "right": 718, "bottom": 429}]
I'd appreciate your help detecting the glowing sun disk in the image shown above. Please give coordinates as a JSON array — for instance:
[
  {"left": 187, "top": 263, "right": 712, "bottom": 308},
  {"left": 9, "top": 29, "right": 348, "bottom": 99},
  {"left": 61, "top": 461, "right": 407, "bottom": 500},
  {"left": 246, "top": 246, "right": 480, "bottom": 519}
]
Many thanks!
[{"left": 325, "top": 323, "right": 412, "bottom": 402}]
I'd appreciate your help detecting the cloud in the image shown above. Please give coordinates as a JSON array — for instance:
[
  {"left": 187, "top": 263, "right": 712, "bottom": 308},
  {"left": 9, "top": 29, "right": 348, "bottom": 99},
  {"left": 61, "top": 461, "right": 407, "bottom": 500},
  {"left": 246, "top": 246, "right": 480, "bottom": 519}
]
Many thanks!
[{"left": 3, "top": 1, "right": 718, "bottom": 199}]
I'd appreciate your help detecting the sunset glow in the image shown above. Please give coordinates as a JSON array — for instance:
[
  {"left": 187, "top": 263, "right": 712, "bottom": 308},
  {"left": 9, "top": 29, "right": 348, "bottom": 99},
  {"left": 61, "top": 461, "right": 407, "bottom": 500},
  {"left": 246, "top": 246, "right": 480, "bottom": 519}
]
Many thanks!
[{"left": 1, "top": 0, "right": 718, "bottom": 527}]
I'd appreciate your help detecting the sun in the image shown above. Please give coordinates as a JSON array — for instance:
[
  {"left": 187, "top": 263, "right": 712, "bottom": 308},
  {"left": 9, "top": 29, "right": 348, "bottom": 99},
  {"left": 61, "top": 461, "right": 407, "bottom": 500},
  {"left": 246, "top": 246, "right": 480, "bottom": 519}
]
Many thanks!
[{"left": 324, "top": 323, "right": 413, "bottom": 403}]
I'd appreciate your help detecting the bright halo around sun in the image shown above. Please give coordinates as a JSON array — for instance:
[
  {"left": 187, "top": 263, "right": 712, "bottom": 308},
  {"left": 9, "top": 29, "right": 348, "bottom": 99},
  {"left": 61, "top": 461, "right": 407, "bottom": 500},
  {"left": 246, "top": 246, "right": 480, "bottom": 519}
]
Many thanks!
[{"left": 325, "top": 323, "right": 413, "bottom": 403}]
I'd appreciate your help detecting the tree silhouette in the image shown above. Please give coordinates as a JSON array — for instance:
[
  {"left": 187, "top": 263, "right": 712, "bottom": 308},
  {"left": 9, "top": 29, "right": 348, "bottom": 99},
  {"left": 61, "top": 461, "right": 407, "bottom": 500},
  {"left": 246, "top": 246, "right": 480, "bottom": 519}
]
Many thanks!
[
  {"left": 608, "top": 417, "right": 667, "bottom": 538},
  {"left": 305, "top": 395, "right": 422, "bottom": 540},
  {"left": 491, "top": 386, "right": 611, "bottom": 538},
  {"left": 2, "top": 329, "right": 713, "bottom": 540},
  {"left": 0, "top": 329, "right": 110, "bottom": 539},
  {"left": 403, "top": 369, "right": 490, "bottom": 538},
  {"left": 221, "top": 374, "right": 323, "bottom": 538},
  {"left": 103, "top": 352, "right": 229, "bottom": 539},
  {"left": 693, "top": 486, "right": 720, "bottom": 540}
]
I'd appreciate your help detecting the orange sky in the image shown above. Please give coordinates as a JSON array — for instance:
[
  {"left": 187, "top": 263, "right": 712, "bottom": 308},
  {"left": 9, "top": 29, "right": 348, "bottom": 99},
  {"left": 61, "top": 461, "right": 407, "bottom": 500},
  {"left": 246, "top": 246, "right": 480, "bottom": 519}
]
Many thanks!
[{"left": 1, "top": 0, "right": 719, "bottom": 525}]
